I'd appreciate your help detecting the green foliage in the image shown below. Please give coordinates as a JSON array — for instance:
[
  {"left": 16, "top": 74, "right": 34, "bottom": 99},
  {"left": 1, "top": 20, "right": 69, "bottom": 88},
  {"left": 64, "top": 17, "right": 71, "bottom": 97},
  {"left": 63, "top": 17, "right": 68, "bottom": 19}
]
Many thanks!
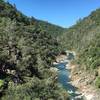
[
  {"left": 0, "top": 1, "right": 68, "bottom": 100},
  {"left": 2, "top": 78, "right": 68, "bottom": 100},
  {"left": 37, "top": 20, "right": 65, "bottom": 36},
  {"left": 60, "top": 9, "right": 100, "bottom": 51},
  {"left": 95, "top": 77, "right": 100, "bottom": 88},
  {"left": 0, "top": 80, "right": 4, "bottom": 88},
  {"left": 0, "top": 0, "right": 4, "bottom": 2},
  {"left": 60, "top": 8, "right": 100, "bottom": 88}
]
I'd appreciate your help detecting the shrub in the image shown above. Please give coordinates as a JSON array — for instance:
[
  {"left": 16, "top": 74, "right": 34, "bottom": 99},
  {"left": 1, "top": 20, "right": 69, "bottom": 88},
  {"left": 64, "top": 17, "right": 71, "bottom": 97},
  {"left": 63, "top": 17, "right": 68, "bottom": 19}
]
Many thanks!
[{"left": 95, "top": 77, "right": 100, "bottom": 88}]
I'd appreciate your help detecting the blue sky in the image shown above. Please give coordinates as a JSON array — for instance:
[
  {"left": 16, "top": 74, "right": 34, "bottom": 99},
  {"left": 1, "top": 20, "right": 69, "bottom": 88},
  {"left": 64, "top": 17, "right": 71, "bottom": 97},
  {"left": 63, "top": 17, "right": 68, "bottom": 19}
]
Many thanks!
[{"left": 8, "top": 0, "right": 100, "bottom": 27}]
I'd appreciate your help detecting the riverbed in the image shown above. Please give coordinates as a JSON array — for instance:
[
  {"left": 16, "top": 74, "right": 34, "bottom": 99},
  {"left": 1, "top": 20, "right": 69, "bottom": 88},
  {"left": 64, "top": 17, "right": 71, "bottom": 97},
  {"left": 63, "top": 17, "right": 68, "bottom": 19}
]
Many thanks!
[{"left": 54, "top": 52, "right": 83, "bottom": 100}]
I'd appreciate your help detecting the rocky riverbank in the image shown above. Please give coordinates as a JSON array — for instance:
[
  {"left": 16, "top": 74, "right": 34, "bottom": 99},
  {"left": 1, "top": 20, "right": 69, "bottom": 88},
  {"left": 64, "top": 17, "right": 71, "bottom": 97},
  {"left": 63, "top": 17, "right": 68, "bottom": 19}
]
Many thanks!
[
  {"left": 70, "top": 62, "right": 100, "bottom": 100},
  {"left": 54, "top": 51, "right": 100, "bottom": 100}
]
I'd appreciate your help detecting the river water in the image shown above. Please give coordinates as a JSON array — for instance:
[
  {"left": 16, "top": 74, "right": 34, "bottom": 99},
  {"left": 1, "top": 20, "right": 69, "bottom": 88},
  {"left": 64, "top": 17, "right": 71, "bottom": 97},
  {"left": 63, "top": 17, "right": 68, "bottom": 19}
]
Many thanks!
[{"left": 54, "top": 52, "right": 83, "bottom": 100}]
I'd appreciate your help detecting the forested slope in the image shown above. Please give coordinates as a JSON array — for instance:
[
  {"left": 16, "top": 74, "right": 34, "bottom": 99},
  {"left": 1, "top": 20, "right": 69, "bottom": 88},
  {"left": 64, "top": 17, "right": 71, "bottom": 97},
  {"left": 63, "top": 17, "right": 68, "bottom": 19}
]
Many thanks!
[
  {"left": 60, "top": 8, "right": 100, "bottom": 88},
  {"left": 0, "top": 1, "right": 68, "bottom": 100}
]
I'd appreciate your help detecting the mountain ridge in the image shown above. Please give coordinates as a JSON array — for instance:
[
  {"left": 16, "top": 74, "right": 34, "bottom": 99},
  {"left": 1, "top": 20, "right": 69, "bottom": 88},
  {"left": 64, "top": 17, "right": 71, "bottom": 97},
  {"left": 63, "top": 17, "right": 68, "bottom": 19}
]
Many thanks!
[
  {"left": 60, "top": 8, "right": 100, "bottom": 90},
  {"left": 0, "top": 1, "right": 68, "bottom": 100}
]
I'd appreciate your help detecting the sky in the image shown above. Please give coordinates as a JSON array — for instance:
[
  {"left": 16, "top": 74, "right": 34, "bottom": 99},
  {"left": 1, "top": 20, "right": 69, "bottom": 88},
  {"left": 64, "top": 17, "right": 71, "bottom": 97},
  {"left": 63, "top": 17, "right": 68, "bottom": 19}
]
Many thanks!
[{"left": 8, "top": 0, "right": 100, "bottom": 28}]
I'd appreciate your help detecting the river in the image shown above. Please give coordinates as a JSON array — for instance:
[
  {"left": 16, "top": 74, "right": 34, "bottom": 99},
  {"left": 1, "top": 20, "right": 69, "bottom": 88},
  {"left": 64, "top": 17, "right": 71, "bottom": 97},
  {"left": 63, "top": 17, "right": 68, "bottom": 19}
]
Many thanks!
[{"left": 54, "top": 52, "right": 83, "bottom": 100}]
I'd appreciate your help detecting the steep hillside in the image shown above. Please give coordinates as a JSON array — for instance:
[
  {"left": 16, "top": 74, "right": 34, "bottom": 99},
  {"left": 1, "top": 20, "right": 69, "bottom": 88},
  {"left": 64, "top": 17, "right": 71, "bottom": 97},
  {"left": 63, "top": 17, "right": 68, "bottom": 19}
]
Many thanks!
[
  {"left": 0, "top": 1, "right": 68, "bottom": 100},
  {"left": 60, "top": 8, "right": 100, "bottom": 88},
  {"left": 61, "top": 8, "right": 100, "bottom": 50},
  {"left": 37, "top": 20, "right": 65, "bottom": 36},
  {"left": 0, "top": 0, "right": 64, "bottom": 36}
]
